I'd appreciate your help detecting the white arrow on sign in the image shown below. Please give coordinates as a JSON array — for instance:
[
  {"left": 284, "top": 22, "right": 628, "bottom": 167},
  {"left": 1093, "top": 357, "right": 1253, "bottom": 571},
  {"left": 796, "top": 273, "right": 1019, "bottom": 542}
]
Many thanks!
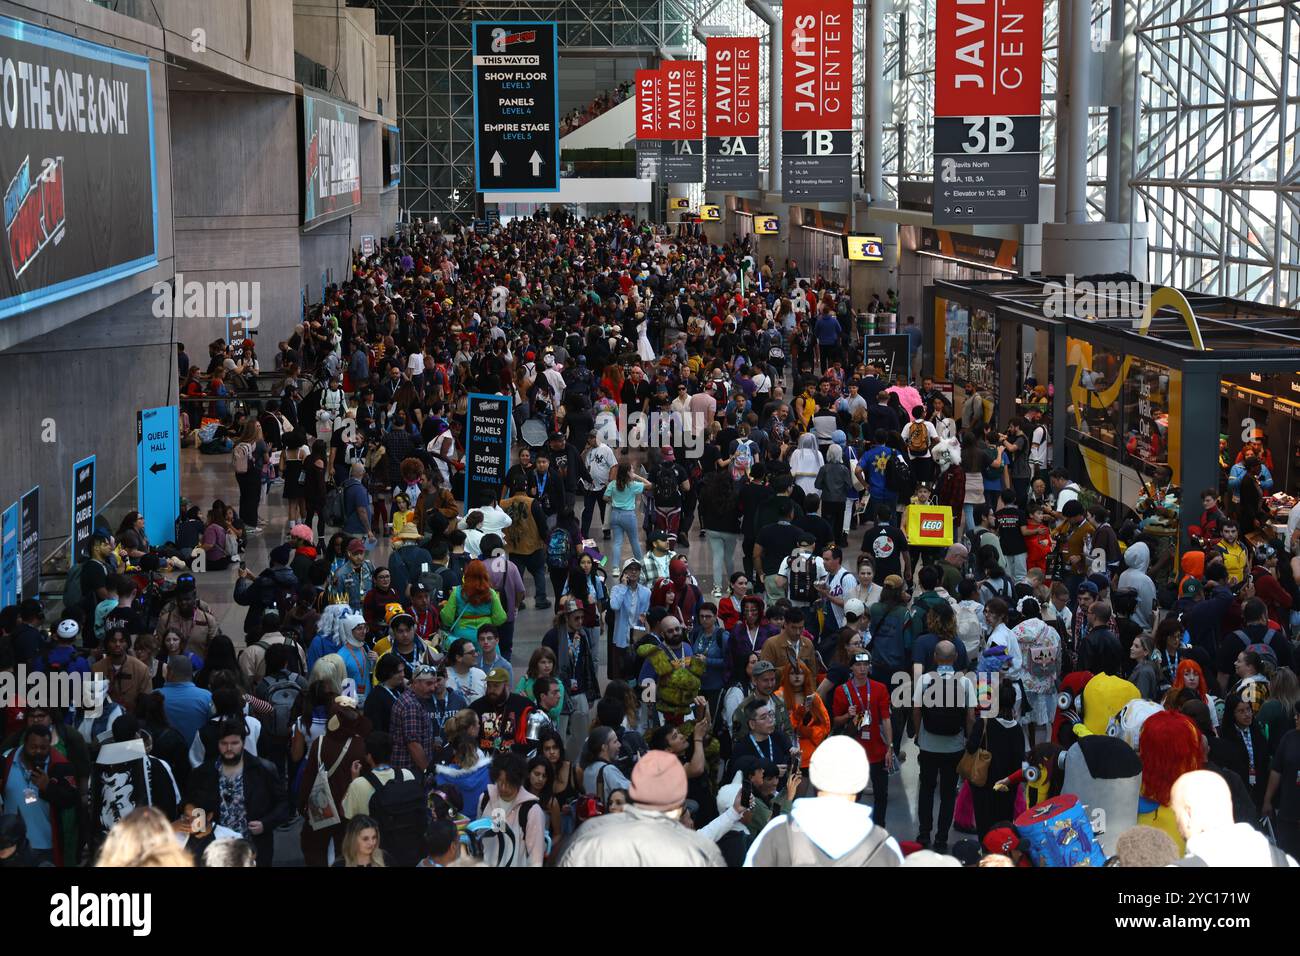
[
  {"left": 490, "top": 151, "right": 504, "bottom": 176},
  {"left": 529, "top": 150, "right": 543, "bottom": 176}
]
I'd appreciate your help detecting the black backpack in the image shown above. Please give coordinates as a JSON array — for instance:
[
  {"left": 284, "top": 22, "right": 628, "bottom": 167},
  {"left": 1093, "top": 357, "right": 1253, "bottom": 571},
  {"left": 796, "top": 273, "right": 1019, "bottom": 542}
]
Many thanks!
[
  {"left": 655, "top": 464, "right": 682, "bottom": 508},
  {"left": 920, "top": 673, "right": 966, "bottom": 736},
  {"left": 364, "top": 769, "right": 428, "bottom": 866},
  {"left": 885, "top": 453, "right": 914, "bottom": 499}
]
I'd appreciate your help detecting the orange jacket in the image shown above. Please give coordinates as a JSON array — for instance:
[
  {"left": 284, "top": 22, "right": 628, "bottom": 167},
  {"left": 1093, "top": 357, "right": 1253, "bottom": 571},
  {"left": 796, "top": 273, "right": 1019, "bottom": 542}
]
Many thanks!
[{"left": 776, "top": 661, "right": 831, "bottom": 768}]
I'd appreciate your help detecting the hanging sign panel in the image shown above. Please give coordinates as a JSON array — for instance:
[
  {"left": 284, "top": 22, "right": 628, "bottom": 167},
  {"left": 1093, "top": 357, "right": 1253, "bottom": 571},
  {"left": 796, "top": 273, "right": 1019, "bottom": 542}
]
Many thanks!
[
  {"left": 706, "top": 37, "right": 760, "bottom": 188},
  {"left": 782, "top": 0, "right": 853, "bottom": 201},
  {"left": 472, "top": 22, "right": 560, "bottom": 192},
  {"left": 932, "top": 0, "right": 1043, "bottom": 224},
  {"left": 634, "top": 67, "right": 663, "bottom": 181},
  {"left": 661, "top": 61, "right": 704, "bottom": 183}
]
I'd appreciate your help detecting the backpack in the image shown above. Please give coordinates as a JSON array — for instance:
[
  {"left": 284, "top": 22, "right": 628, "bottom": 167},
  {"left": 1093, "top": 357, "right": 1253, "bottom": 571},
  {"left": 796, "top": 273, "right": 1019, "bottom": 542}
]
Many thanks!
[
  {"left": 546, "top": 527, "right": 573, "bottom": 570},
  {"left": 472, "top": 791, "right": 536, "bottom": 867},
  {"left": 907, "top": 421, "right": 930, "bottom": 456},
  {"left": 323, "top": 485, "right": 345, "bottom": 528},
  {"left": 233, "top": 442, "right": 252, "bottom": 474},
  {"left": 257, "top": 637, "right": 305, "bottom": 677},
  {"left": 40, "top": 646, "right": 85, "bottom": 675},
  {"left": 62, "top": 559, "right": 97, "bottom": 611},
  {"left": 869, "top": 605, "right": 909, "bottom": 674},
  {"left": 980, "top": 575, "right": 1014, "bottom": 603},
  {"left": 954, "top": 603, "right": 984, "bottom": 658},
  {"left": 654, "top": 464, "right": 682, "bottom": 508},
  {"left": 780, "top": 815, "right": 898, "bottom": 867},
  {"left": 261, "top": 674, "right": 304, "bottom": 737},
  {"left": 885, "top": 453, "right": 914, "bottom": 499},
  {"left": 920, "top": 673, "right": 966, "bottom": 736},
  {"left": 364, "top": 769, "right": 428, "bottom": 863},
  {"left": 788, "top": 552, "right": 819, "bottom": 604}
]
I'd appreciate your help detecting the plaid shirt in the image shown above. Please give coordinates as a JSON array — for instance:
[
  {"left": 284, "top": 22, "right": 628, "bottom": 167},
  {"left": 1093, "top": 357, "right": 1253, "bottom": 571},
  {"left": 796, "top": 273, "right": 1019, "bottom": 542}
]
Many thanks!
[{"left": 390, "top": 688, "right": 433, "bottom": 771}]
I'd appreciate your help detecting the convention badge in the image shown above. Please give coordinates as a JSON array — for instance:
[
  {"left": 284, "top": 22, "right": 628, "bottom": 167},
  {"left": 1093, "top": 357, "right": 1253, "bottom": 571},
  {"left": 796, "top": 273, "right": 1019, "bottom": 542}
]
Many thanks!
[{"left": 23, "top": 787, "right": 38, "bottom": 805}]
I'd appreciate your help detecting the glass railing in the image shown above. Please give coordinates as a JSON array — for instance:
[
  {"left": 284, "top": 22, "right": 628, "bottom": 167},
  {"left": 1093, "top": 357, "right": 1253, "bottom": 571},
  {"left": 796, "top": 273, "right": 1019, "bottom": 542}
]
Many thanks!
[{"left": 561, "top": 148, "right": 635, "bottom": 178}]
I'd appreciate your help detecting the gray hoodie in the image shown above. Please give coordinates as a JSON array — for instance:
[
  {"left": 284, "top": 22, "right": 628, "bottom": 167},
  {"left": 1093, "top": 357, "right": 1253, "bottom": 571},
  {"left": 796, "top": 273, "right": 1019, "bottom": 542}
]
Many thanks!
[{"left": 1118, "top": 542, "right": 1157, "bottom": 629}]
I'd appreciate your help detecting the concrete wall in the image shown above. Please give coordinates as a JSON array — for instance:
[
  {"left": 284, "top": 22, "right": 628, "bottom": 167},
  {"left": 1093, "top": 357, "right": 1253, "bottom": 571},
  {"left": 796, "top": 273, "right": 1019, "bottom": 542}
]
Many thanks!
[
  {"left": 294, "top": 0, "right": 378, "bottom": 113},
  {"left": 354, "top": 119, "right": 402, "bottom": 251},
  {"left": 0, "top": 290, "right": 176, "bottom": 555},
  {"left": 170, "top": 90, "right": 303, "bottom": 350}
]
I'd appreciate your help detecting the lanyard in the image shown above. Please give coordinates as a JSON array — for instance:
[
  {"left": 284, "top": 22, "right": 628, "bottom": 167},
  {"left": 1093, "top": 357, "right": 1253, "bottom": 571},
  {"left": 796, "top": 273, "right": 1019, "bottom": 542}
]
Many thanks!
[
  {"left": 1240, "top": 726, "right": 1257, "bottom": 783},
  {"left": 844, "top": 679, "right": 872, "bottom": 725},
  {"left": 537, "top": 472, "right": 548, "bottom": 497},
  {"left": 749, "top": 734, "right": 775, "bottom": 763},
  {"left": 17, "top": 755, "right": 49, "bottom": 787},
  {"left": 567, "top": 631, "right": 583, "bottom": 670},
  {"left": 343, "top": 644, "right": 369, "bottom": 688}
]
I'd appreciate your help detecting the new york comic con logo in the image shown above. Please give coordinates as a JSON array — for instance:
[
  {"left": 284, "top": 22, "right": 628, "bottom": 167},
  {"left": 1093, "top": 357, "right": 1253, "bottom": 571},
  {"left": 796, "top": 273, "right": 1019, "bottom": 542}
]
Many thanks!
[
  {"left": 5, "top": 156, "right": 67, "bottom": 279},
  {"left": 491, "top": 28, "right": 537, "bottom": 52}
]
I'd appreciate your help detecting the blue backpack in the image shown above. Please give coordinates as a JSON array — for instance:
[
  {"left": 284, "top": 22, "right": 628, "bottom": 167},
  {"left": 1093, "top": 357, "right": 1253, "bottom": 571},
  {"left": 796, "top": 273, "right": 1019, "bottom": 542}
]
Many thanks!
[
  {"left": 869, "top": 605, "right": 909, "bottom": 674},
  {"left": 546, "top": 527, "right": 572, "bottom": 571}
]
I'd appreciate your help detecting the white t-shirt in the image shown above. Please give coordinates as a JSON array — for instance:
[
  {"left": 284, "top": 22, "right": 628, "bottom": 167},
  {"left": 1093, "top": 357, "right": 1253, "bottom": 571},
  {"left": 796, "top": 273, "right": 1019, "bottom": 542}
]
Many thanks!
[
  {"left": 1029, "top": 424, "right": 1051, "bottom": 467},
  {"left": 446, "top": 666, "right": 487, "bottom": 704},
  {"left": 822, "top": 568, "right": 858, "bottom": 628},
  {"left": 407, "top": 351, "right": 426, "bottom": 376},
  {"left": 905, "top": 419, "right": 940, "bottom": 459},
  {"left": 777, "top": 554, "right": 828, "bottom": 606}
]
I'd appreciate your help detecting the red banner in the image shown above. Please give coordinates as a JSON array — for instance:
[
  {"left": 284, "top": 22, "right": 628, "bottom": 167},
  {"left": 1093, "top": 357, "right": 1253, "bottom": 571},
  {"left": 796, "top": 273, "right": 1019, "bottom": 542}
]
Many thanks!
[
  {"left": 782, "top": 0, "right": 851, "bottom": 131},
  {"left": 635, "top": 68, "right": 660, "bottom": 139},
  {"left": 934, "top": 0, "right": 1043, "bottom": 117},
  {"left": 706, "top": 37, "right": 759, "bottom": 138},
  {"left": 661, "top": 61, "right": 704, "bottom": 139}
]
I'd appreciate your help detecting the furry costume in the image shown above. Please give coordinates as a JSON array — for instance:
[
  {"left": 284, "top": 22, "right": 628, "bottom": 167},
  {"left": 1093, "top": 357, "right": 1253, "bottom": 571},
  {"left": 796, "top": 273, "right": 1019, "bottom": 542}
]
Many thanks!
[
  {"left": 933, "top": 437, "right": 965, "bottom": 515},
  {"left": 1014, "top": 794, "right": 1107, "bottom": 867},
  {"left": 1073, "top": 674, "right": 1140, "bottom": 738},
  {"left": 1059, "top": 734, "right": 1143, "bottom": 855},
  {"left": 1052, "top": 670, "right": 1094, "bottom": 747},
  {"left": 1137, "top": 710, "right": 1204, "bottom": 854},
  {"left": 1108, "top": 699, "right": 1163, "bottom": 751},
  {"left": 996, "top": 742, "right": 1063, "bottom": 808}
]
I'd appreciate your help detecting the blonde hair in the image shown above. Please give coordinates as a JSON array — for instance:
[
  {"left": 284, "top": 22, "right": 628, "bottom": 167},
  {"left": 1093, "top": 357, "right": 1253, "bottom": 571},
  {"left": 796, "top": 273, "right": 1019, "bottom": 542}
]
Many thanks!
[
  {"left": 340, "top": 816, "right": 387, "bottom": 867},
  {"left": 309, "top": 654, "right": 347, "bottom": 694},
  {"left": 96, "top": 807, "right": 195, "bottom": 868},
  {"left": 442, "top": 709, "right": 482, "bottom": 768}
]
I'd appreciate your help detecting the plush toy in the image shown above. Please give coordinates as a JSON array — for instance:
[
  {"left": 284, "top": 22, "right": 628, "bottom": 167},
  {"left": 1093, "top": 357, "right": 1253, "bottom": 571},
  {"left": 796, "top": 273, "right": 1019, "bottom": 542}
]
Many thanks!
[
  {"left": 1059, "top": 734, "right": 1143, "bottom": 855},
  {"left": 1107, "top": 699, "right": 1164, "bottom": 751},
  {"left": 1052, "top": 670, "right": 1094, "bottom": 747},
  {"left": 1073, "top": 673, "right": 1140, "bottom": 739},
  {"left": 994, "top": 742, "right": 1063, "bottom": 808},
  {"left": 1137, "top": 710, "right": 1204, "bottom": 854}
]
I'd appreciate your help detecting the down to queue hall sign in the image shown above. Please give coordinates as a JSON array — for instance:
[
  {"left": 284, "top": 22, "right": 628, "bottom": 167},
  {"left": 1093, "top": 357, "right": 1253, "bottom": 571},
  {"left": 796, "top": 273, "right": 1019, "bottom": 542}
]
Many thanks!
[
  {"left": 473, "top": 22, "right": 560, "bottom": 192},
  {"left": 932, "top": 0, "right": 1043, "bottom": 224}
]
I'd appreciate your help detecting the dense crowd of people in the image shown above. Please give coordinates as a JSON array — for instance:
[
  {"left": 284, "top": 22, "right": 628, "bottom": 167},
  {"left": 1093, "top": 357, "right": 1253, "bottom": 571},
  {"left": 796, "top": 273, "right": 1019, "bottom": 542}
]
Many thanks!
[{"left": 1, "top": 209, "right": 1296, "bottom": 869}]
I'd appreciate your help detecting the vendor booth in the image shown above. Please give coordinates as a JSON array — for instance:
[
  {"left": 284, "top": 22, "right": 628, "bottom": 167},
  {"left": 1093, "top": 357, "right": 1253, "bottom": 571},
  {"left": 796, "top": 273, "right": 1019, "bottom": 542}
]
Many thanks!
[{"left": 924, "top": 278, "right": 1300, "bottom": 581}]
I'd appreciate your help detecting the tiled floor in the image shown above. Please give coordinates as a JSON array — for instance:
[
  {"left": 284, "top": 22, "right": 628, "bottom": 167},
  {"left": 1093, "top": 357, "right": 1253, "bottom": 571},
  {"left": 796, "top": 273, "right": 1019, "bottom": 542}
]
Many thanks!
[{"left": 179, "top": 444, "right": 933, "bottom": 859}]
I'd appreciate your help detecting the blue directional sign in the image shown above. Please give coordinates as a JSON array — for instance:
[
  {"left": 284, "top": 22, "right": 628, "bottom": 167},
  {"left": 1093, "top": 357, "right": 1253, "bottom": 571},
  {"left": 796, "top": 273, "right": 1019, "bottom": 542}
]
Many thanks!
[
  {"left": 137, "top": 406, "right": 180, "bottom": 548},
  {"left": 1, "top": 502, "right": 17, "bottom": 609},
  {"left": 472, "top": 22, "right": 560, "bottom": 192},
  {"left": 71, "top": 455, "right": 95, "bottom": 564}
]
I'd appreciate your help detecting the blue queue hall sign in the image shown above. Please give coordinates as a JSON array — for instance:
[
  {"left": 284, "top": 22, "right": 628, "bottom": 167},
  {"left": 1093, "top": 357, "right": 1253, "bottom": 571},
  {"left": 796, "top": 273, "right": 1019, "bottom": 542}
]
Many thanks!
[
  {"left": 137, "top": 406, "right": 180, "bottom": 547},
  {"left": 472, "top": 22, "right": 560, "bottom": 192},
  {"left": 71, "top": 455, "right": 95, "bottom": 564}
]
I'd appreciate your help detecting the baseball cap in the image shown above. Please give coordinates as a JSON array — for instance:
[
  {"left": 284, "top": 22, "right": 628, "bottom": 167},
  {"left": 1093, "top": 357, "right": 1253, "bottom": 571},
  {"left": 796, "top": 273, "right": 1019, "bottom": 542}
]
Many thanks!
[
  {"left": 809, "top": 737, "right": 870, "bottom": 795},
  {"left": 752, "top": 660, "right": 777, "bottom": 677},
  {"left": 620, "top": 558, "right": 643, "bottom": 573},
  {"left": 983, "top": 827, "right": 1024, "bottom": 856},
  {"left": 1180, "top": 578, "right": 1204, "bottom": 598},
  {"left": 347, "top": 539, "right": 366, "bottom": 554},
  {"left": 270, "top": 544, "right": 293, "bottom": 566},
  {"left": 844, "top": 598, "right": 867, "bottom": 620},
  {"left": 560, "top": 597, "right": 586, "bottom": 614},
  {"left": 548, "top": 431, "right": 564, "bottom": 442},
  {"left": 486, "top": 667, "right": 510, "bottom": 684},
  {"left": 1076, "top": 580, "right": 1099, "bottom": 596},
  {"left": 883, "top": 574, "right": 905, "bottom": 589}
]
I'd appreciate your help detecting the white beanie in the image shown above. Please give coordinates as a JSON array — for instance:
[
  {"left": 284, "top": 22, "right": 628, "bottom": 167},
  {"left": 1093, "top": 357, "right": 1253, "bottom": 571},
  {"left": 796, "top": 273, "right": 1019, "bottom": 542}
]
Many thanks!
[
  {"left": 809, "top": 737, "right": 870, "bottom": 796},
  {"left": 716, "top": 772, "right": 744, "bottom": 818},
  {"left": 340, "top": 611, "right": 367, "bottom": 646}
]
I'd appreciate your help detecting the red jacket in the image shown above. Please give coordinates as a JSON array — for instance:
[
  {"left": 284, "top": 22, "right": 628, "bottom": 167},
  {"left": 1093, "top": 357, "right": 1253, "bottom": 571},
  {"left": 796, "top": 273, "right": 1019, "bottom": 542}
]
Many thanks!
[{"left": 1251, "top": 567, "right": 1293, "bottom": 625}]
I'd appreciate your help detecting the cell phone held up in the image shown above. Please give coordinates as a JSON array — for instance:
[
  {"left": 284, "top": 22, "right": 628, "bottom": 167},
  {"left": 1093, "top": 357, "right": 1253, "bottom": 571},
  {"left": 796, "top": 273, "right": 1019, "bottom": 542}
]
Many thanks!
[{"left": 739, "top": 780, "right": 753, "bottom": 810}]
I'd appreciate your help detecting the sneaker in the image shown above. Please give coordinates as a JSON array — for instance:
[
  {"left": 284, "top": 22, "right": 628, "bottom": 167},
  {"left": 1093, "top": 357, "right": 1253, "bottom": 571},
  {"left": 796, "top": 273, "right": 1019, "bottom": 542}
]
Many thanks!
[
  {"left": 535, "top": 600, "right": 551, "bottom": 610},
  {"left": 711, "top": 586, "right": 723, "bottom": 598},
  {"left": 602, "top": 529, "right": 611, "bottom": 540},
  {"left": 933, "top": 841, "right": 949, "bottom": 855},
  {"left": 698, "top": 529, "right": 706, "bottom": 538},
  {"left": 246, "top": 526, "right": 263, "bottom": 534}
]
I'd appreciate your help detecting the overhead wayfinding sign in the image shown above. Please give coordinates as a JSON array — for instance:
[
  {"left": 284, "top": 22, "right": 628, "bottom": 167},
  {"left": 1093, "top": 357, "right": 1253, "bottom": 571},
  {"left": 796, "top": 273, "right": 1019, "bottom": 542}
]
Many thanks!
[
  {"left": 473, "top": 22, "right": 560, "bottom": 192},
  {"left": 933, "top": 0, "right": 1043, "bottom": 224},
  {"left": 635, "top": 68, "right": 663, "bottom": 181},
  {"left": 661, "top": 61, "right": 704, "bottom": 183},
  {"left": 707, "top": 37, "right": 760, "bottom": 188},
  {"left": 782, "top": 0, "right": 853, "bottom": 201}
]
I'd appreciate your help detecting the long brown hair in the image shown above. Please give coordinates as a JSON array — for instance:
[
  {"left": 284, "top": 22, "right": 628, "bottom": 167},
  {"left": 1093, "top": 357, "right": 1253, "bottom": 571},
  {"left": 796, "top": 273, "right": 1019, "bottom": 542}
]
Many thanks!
[
  {"left": 526, "top": 646, "right": 558, "bottom": 680},
  {"left": 460, "top": 559, "right": 493, "bottom": 604}
]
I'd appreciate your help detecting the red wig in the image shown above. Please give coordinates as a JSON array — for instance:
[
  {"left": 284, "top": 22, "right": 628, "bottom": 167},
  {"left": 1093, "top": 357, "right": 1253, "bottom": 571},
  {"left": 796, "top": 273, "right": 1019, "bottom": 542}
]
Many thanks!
[
  {"left": 1139, "top": 710, "right": 1204, "bottom": 806},
  {"left": 1169, "top": 659, "right": 1209, "bottom": 705},
  {"left": 460, "top": 559, "right": 493, "bottom": 605}
]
